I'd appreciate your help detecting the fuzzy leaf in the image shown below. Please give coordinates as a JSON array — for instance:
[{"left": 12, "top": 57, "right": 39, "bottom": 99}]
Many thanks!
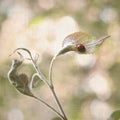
[
  {"left": 8, "top": 59, "right": 33, "bottom": 97},
  {"left": 30, "top": 73, "right": 43, "bottom": 89},
  {"left": 62, "top": 32, "right": 96, "bottom": 47},
  {"left": 57, "top": 31, "right": 110, "bottom": 56}
]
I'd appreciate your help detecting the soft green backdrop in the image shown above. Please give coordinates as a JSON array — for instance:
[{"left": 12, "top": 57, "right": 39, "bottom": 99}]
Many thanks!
[{"left": 0, "top": 0, "right": 120, "bottom": 120}]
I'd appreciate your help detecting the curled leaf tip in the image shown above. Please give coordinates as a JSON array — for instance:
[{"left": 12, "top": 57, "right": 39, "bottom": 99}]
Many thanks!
[
  {"left": 12, "top": 48, "right": 32, "bottom": 57},
  {"left": 85, "top": 35, "right": 110, "bottom": 53},
  {"left": 8, "top": 54, "right": 33, "bottom": 97}
]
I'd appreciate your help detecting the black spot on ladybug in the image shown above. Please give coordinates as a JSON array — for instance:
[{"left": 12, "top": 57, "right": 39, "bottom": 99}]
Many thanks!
[{"left": 77, "top": 44, "right": 86, "bottom": 53}]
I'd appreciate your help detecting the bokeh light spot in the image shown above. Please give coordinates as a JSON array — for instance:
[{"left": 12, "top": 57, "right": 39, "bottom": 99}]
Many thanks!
[
  {"left": 8, "top": 108, "right": 24, "bottom": 120},
  {"left": 100, "top": 7, "right": 117, "bottom": 23},
  {"left": 88, "top": 73, "right": 111, "bottom": 100},
  {"left": 90, "top": 99, "right": 112, "bottom": 120}
]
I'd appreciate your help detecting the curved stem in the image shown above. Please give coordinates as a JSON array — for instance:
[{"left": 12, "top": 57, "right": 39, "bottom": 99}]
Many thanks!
[
  {"left": 30, "top": 57, "right": 66, "bottom": 120},
  {"left": 30, "top": 53, "right": 50, "bottom": 87},
  {"left": 49, "top": 55, "right": 56, "bottom": 87},
  {"left": 49, "top": 55, "right": 68, "bottom": 120},
  {"left": 32, "top": 95, "right": 64, "bottom": 120},
  {"left": 13, "top": 48, "right": 67, "bottom": 120},
  {"left": 29, "top": 73, "right": 40, "bottom": 89},
  {"left": 12, "top": 48, "right": 50, "bottom": 87}
]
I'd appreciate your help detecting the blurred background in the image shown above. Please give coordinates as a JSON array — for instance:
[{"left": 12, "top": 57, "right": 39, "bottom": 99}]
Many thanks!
[{"left": 0, "top": 0, "right": 120, "bottom": 120}]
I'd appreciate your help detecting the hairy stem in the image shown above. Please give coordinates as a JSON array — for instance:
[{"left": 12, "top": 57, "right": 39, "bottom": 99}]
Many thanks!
[
  {"left": 13, "top": 48, "right": 50, "bottom": 87},
  {"left": 13, "top": 48, "right": 67, "bottom": 120},
  {"left": 30, "top": 54, "right": 67, "bottom": 120},
  {"left": 49, "top": 55, "right": 56, "bottom": 87},
  {"left": 32, "top": 95, "right": 64, "bottom": 119},
  {"left": 49, "top": 55, "right": 68, "bottom": 120},
  {"left": 30, "top": 53, "right": 50, "bottom": 87},
  {"left": 51, "top": 87, "right": 68, "bottom": 120}
]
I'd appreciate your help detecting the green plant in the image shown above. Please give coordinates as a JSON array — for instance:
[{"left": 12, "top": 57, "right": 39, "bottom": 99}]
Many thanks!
[{"left": 7, "top": 31, "right": 110, "bottom": 120}]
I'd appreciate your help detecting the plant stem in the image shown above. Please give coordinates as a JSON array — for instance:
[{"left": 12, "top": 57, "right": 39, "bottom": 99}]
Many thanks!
[
  {"left": 32, "top": 95, "right": 64, "bottom": 120},
  {"left": 49, "top": 55, "right": 56, "bottom": 87},
  {"left": 30, "top": 54, "right": 50, "bottom": 87},
  {"left": 49, "top": 56, "right": 68, "bottom": 120},
  {"left": 13, "top": 48, "right": 50, "bottom": 87},
  {"left": 13, "top": 48, "right": 66, "bottom": 119},
  {"left": 51, "top": 87, "right": 68, "bottom": 120},
  {"left": 30, "top": 54, "right": 67, "bottom": 120}
]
